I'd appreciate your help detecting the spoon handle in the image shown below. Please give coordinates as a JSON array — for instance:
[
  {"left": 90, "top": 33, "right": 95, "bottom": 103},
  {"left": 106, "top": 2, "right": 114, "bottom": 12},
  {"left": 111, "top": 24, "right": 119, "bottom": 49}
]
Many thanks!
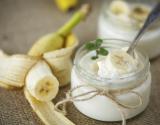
[{"left": 127, "top": 2, "right": 160, "bottom": 55}]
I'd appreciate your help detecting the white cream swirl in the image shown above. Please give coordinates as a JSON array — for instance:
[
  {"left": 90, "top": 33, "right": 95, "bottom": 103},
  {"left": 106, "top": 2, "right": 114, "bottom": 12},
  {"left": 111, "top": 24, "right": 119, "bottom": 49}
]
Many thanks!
[{"left": 97, "top": 49, "right": 140, "bottom": 78}]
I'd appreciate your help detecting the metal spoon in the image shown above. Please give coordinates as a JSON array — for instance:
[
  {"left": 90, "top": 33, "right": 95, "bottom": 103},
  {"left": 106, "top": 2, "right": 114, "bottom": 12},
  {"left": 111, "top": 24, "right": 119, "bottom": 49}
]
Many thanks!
[{"left": 127, "top": 2, "right": 160, "bottom": 56}]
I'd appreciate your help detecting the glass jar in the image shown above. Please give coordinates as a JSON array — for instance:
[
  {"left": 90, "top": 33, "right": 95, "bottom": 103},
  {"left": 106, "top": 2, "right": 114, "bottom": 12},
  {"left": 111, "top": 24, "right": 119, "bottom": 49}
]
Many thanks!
[
  {"left": 71, "top": 39, "right": 151, "bottom": 121},
  {"left": 98, "top": 0, "right": 160, "bottom": 59}
]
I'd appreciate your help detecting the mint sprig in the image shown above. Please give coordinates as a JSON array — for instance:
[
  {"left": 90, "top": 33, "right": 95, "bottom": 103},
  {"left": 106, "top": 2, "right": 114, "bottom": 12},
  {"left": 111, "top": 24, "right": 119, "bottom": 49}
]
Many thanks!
[{"left": 85, "top": 39, "right": 108, "bottom": 60}]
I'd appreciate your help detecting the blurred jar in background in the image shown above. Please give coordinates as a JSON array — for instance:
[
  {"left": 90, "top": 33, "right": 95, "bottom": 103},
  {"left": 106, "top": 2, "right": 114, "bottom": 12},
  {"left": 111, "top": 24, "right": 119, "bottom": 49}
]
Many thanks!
[{"left": 98, "top": 0, "right": 160, "bottom": 59}]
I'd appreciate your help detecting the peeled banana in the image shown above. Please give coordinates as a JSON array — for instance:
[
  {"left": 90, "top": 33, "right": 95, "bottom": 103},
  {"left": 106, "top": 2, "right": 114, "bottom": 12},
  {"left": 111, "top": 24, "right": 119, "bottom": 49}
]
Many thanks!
[
  {"left": 0, "top": 4, "right": 91, "bottom": 125},
  {"left": 24, "top": 88, "right": 75, "bottom": 125},
  {"left": 55, "top": 0, "right": 78, "bottom": 12},
  {"left": 26, "top": 61, "right": 59, "bottom": 102}
]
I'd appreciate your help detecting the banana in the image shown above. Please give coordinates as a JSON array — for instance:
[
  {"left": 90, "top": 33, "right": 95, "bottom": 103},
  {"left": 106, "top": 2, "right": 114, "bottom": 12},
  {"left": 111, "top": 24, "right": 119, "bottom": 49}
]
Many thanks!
[
  {"left": 0, "top": 55, "right": 38, "bottom": 87},
  {"left": 28, "top": 4, "right": 91, "bottom": 57},
  {"left": 109, "top": 0, "right": 130, "bottom": 15},
  {"left": 98, "top": 49, "right": 137, "bottom": 78},
  {"left": 55, "top": 0, "right": 78, "bottom": 12},
  {"left": 43, "top": 35, "right": 78, "bottom": 86},
  {"left": 130, "top": 4, "right": 150, "bottom": 22},
  {"left": 24, "top": 88, "right": 75, "bottom": 125},
  {"left": 26, "top": 60, "right": 59, "bottom": 102}
]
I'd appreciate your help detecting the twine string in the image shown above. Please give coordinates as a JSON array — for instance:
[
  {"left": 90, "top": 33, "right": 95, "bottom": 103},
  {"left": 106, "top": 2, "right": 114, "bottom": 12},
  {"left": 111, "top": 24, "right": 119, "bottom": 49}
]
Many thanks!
[{"left": 55, "top": 85, "right": 143, "bottom": 125}]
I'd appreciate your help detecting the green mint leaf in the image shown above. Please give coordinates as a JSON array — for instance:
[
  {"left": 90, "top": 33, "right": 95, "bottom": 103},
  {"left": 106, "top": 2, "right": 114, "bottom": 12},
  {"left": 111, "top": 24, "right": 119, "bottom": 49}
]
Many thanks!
[
  {"left": 98, "top": 47, "right": 108, "bottom": 56},
  {"left": 95, "top": 38, "right": 103, "bottom": 47},
  {"left": 91, "top": 56, "right": 98, "bottom": 60},
  {"left": 85, "top": 42, "right": 97, "bottom": 50}
]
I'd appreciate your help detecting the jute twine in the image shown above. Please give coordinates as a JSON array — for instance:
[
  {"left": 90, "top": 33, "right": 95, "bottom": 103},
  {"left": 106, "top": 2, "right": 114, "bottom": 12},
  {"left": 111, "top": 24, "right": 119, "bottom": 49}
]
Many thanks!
[{"left": 55, "top": 83, "right": 144, "bottom": 125}]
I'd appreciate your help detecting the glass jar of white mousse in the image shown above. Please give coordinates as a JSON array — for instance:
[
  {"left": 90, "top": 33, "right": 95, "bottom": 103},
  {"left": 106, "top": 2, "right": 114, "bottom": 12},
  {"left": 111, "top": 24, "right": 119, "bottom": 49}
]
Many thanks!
[
  {"left": 71, "top": 39, "right": 151, "bottom": 121},
  {"left": 98, "top": 0, "right": 160, "bottom": 59}
]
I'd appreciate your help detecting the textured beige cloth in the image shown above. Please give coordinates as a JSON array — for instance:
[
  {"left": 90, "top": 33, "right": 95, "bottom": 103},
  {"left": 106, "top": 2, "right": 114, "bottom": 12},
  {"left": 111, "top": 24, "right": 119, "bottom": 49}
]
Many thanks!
[{"left": 0, "top": 0, "right": 160, "bottom": 125}]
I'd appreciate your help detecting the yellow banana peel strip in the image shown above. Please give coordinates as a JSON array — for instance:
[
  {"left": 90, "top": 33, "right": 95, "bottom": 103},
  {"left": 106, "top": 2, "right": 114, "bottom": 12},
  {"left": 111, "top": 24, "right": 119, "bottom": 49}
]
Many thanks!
[
  {"left": 0, "top": 50, "right": 16, "bottom": 89},
  {"left": 43, "top": 35, "right": 78, "bottom": 71},
  {"left": 0, "top": 53, "right": 39, "bottom": 87},
  {"left": 43, "top": 35, "right": 78, "bottom": 86},
  {"left": 0, "top": 82, "right": 15, "bottom": 90},
  {"left": 24, "top": 88, "right": 75, "bottom": 125}
]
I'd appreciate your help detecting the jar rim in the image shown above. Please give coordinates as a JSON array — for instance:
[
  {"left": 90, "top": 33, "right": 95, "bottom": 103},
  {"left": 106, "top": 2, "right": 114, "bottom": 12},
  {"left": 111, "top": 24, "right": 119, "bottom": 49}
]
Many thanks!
[{"left": 74, "top": 38, "right": 150, "bottom": 88}]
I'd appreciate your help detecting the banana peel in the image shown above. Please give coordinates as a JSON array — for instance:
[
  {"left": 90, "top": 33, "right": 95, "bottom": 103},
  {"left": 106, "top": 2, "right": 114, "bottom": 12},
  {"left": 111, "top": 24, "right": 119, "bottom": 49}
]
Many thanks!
[
  {"left": 0, "top": 82, "right": 15, "bottom": 90},
  {"left": 43, "top": 33, "right": 78, "bottom": 87},
  {"left": 0, "top": 55, "right": 39, "bottom": 87},
  {"left": 28, "top": 33, "right": 64, "bottom": 57},
  {"left": 24, "top": 88, "right": 75, "bottom": 125}
]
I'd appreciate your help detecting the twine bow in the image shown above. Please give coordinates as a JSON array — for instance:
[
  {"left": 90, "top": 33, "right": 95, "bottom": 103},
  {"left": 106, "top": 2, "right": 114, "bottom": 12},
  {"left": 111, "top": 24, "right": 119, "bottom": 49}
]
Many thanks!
[{"left": 55, "top": 84, "right": 143, "bottom": 125}]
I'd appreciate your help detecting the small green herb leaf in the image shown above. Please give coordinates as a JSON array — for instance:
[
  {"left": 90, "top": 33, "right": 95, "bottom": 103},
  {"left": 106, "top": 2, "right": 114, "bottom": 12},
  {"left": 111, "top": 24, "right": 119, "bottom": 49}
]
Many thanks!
[
  {"left": 91, "top": 56, "right": 98, "bottom": 60},
  {"left": 85, "top": 39, "right": 109, "bottom": 60},
  {"left": 85, "top": 42, "right": 97, "bottom": 50},
  {"left": 95, "top": 38, "right": 103, "bottom": 47},
  {"left": 98, "top": 47, "right": 108, "bottom": 56}
]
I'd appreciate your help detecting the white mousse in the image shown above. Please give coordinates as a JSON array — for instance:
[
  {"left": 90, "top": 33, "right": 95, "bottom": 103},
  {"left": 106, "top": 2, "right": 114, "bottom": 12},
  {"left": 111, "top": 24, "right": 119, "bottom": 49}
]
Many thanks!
[
  {"left": 71, "top": 41, "right": 151, "bottom": 121},
  {"left": 97, "top": 49, "right": 138, "bottom": 78}
]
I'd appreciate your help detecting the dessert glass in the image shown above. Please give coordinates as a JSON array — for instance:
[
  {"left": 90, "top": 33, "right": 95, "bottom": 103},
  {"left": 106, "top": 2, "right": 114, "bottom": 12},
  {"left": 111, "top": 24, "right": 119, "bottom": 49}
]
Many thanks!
[
  {"left": 98, "top": 0, "right": 160, "bottom": 59},
  {"left": 71, "top": 39, "right": 151, "bottom": 121}
]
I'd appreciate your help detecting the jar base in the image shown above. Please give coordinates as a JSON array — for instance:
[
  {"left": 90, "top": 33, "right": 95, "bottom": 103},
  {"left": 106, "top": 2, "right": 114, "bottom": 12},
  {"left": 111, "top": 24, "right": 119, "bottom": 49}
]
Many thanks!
[{"left": 73, "top": 99, "right": 149, "bottom": 122}]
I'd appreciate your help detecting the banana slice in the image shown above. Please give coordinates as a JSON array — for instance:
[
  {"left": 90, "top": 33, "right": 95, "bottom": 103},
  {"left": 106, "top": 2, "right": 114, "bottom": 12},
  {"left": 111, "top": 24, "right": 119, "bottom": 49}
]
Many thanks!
[
  {"left": 110, "top": 50, "right": 137, "bottom": 72},
  {"left": 26, "top": 60, "right": 59, "bottom": 102},
  {"left": 130, "top": 4, "right": 150, "bottom": 22},
  {"left": 109, "top": 0, "right": 130, "bottom": 15},
  {"left": 24, "top": 88, "right": 75, "bottom": 125},
  {"left": 0, "top": 55, "right": 38, "bottom": 87},
  {"left": 98, "top": 50, "right": 137, "bottom": 78}
]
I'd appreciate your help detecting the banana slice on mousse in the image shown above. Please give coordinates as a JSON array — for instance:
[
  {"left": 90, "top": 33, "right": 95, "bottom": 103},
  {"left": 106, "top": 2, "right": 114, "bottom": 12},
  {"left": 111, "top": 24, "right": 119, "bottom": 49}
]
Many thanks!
[
  {"left": 130, "top": 4, "right": 150, "bottom": 22},
  {"left": 97, "top": 49, "right": 138, "bottom": 78}
]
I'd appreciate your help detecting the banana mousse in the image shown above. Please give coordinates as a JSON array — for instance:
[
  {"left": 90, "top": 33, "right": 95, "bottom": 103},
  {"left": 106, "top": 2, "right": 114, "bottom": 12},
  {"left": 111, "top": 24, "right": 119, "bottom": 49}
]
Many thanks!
[
  {"left": 71, "top": 39, "right": 151, "bottom": 122},
  {"left": 98, "top": 0, "right": 160, "bottom": 58}
]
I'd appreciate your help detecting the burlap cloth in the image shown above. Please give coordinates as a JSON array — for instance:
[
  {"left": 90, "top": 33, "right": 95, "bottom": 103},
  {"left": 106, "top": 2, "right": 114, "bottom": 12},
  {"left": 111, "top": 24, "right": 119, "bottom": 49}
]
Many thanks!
[{"left": 0, "top": 0, "right": 160, "bottom": 124}]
